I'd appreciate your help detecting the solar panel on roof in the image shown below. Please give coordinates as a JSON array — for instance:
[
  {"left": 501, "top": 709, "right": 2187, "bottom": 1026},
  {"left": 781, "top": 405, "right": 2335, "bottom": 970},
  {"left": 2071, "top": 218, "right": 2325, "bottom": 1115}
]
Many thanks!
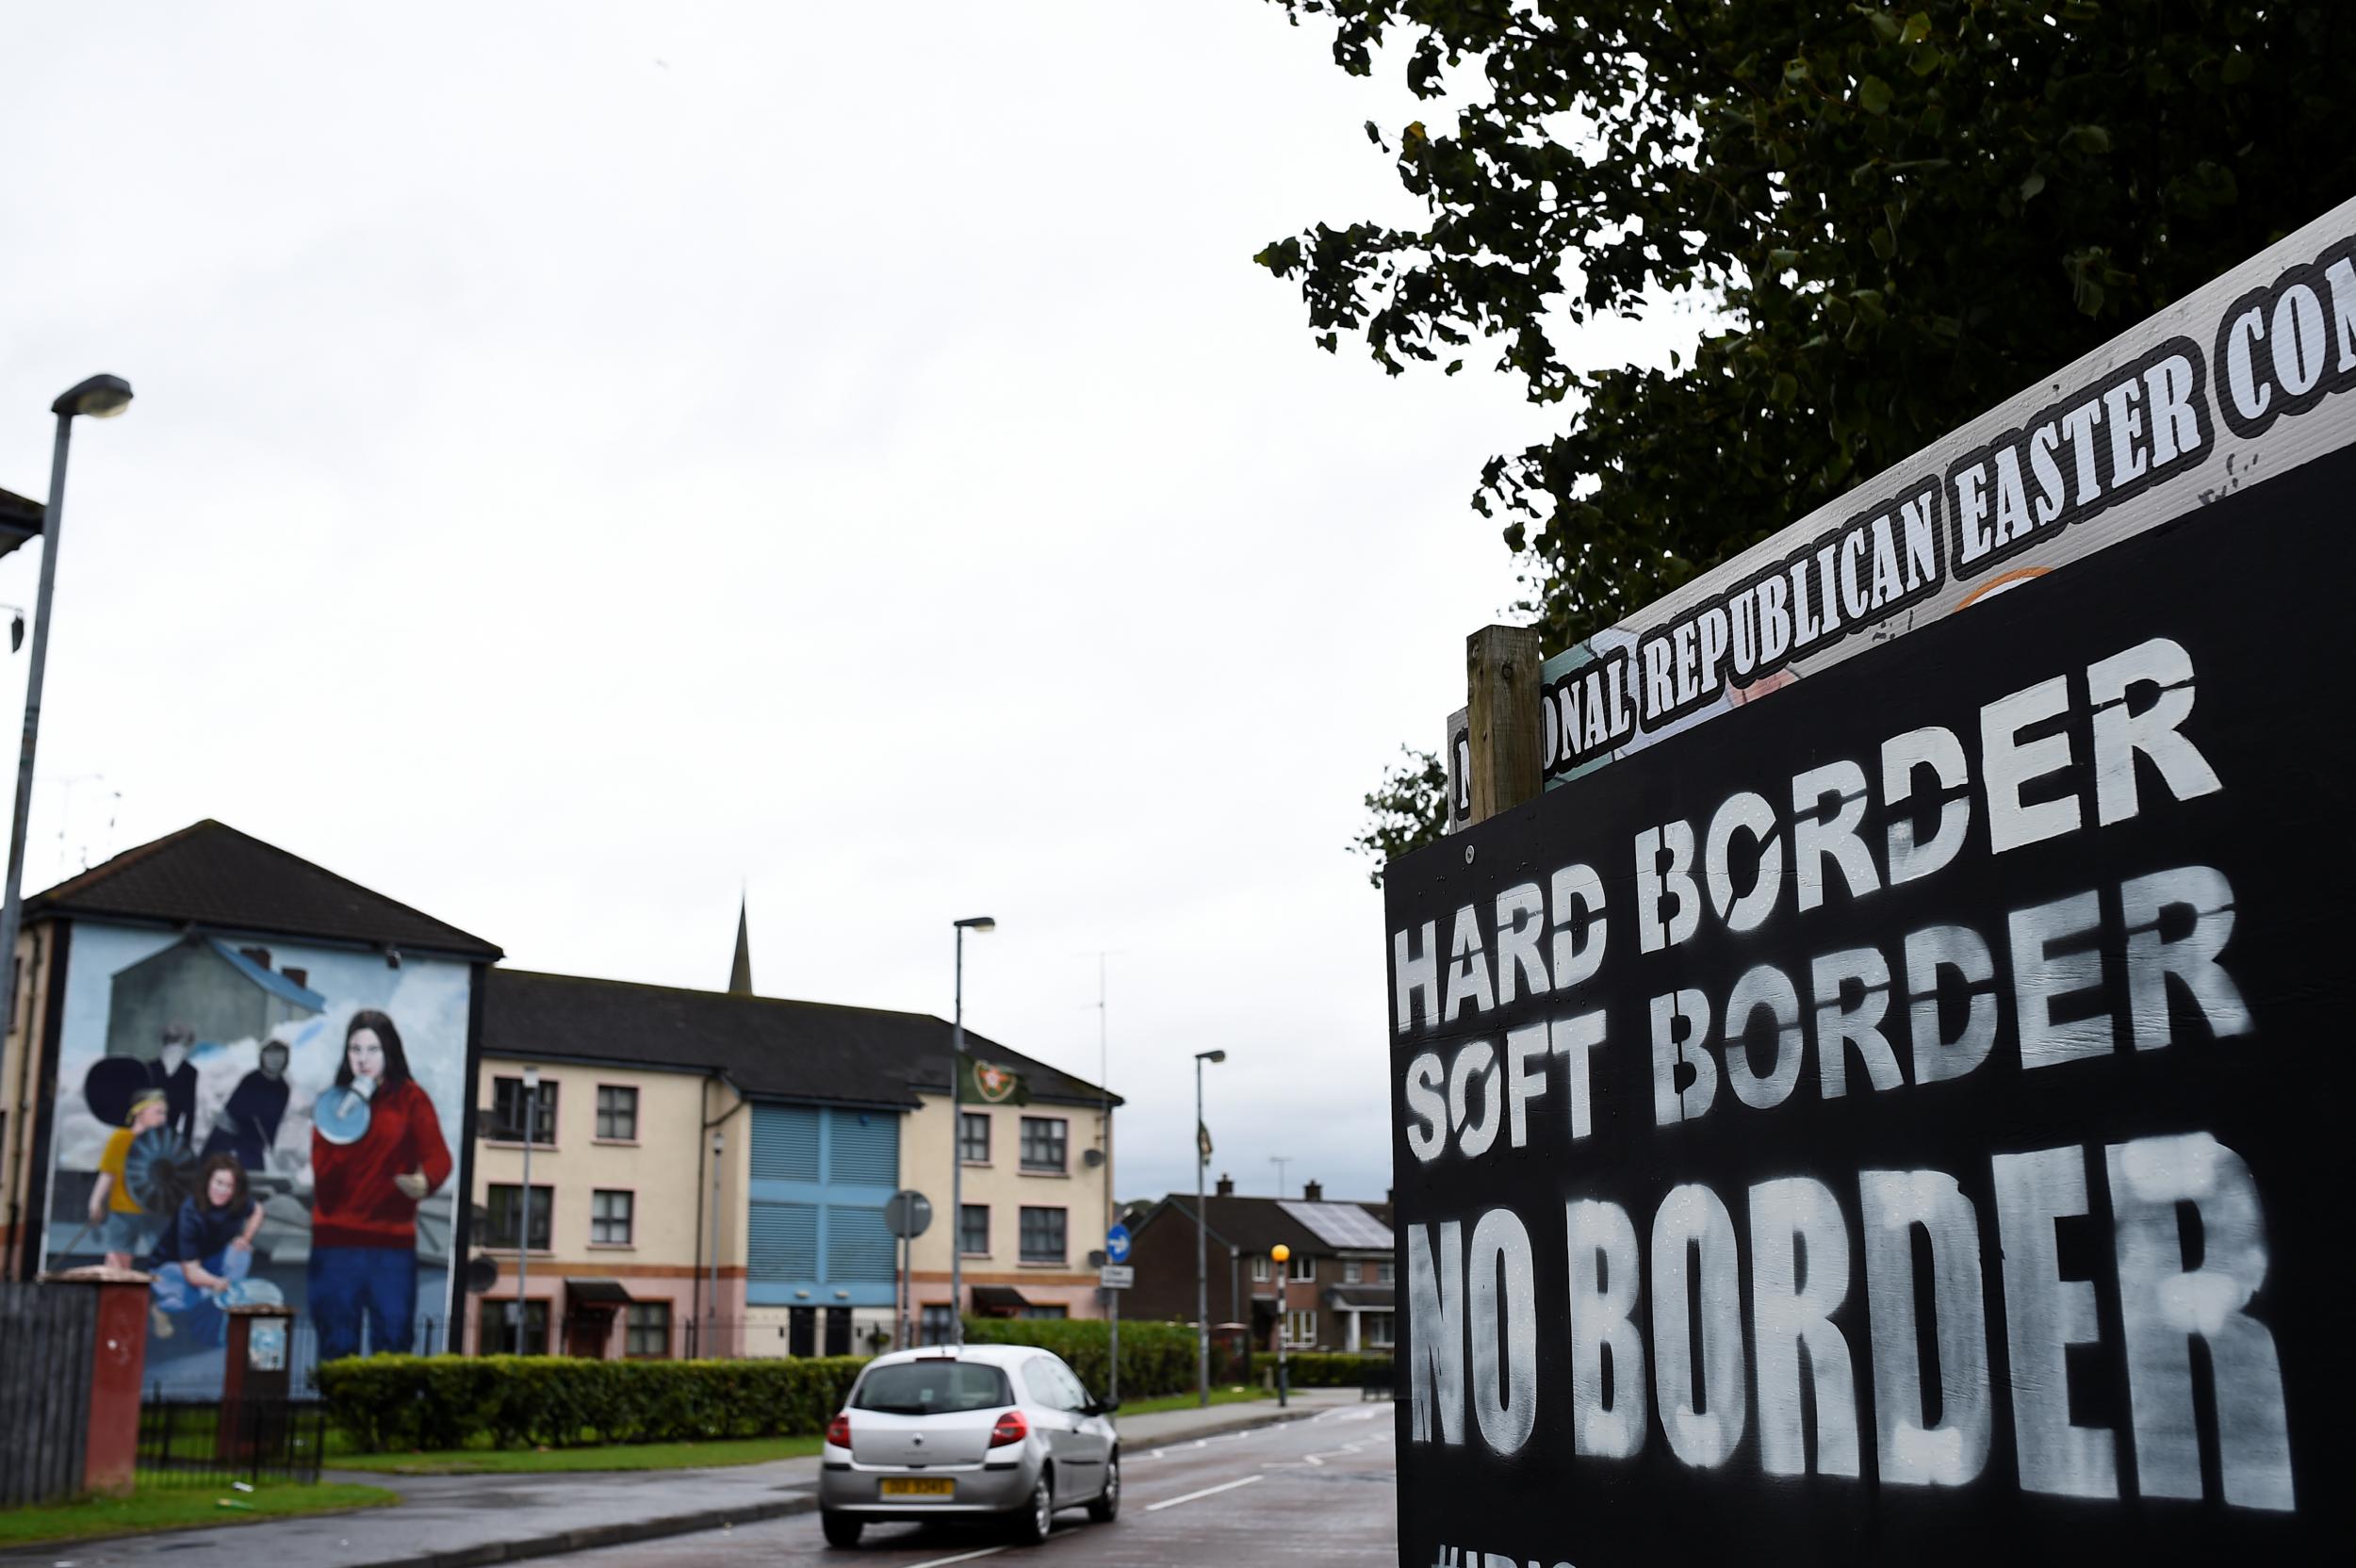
[{"left": 1278, "top": 1200, "right": 1394, "bottom": 1250}]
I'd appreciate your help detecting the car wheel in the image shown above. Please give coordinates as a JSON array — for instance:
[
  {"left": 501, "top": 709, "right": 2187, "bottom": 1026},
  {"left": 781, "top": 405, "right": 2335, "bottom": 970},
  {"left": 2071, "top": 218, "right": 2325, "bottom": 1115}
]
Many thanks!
[
  {"left": 1087, "top": 1452, "right": 1121, "bottom": 1523},
  {"left": 821, "top": 1511, "right": 863, "bottom": 1548},
  {"left": 1011, "top": 1470, "right": 1054, "bottom": 1544}
]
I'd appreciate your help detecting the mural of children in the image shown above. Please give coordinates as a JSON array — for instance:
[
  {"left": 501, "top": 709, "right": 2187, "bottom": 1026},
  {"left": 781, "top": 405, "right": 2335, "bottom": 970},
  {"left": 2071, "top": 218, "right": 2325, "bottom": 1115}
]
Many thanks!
[
  {"left": 201, "top": 1038, "right": 292, "bottom": 1171},
  {"left": 89, "top": 1088, "right": 171, "bottom": 1269},
  {"left": 149, "top": 1023, "right": 200, "bottom": 1147},
  {"left": 148, "top": 1153, "right": 265, "bottom": 1346},
  {"left": 309, "top": 1010, "right": 450, "bottom": 1362}
]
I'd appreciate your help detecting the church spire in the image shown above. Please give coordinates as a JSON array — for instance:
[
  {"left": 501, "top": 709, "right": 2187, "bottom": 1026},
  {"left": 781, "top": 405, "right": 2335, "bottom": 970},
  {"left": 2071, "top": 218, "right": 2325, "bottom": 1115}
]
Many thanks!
[{"left": 728, "top": 893, "right": 754, "bottom": 996}]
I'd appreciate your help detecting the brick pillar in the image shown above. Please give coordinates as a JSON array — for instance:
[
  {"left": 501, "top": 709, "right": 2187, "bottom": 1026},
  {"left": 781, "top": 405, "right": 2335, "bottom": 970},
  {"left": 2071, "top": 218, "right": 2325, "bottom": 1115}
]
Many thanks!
[{"left": 42, "top": 1265, "right": 151, "bottom": 1498}]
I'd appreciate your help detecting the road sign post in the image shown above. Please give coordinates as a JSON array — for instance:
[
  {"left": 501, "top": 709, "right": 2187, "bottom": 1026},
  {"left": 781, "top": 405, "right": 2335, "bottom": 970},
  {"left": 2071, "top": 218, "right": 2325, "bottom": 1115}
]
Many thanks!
[
  {"left": 885, "top": 1190, "right": 933, "bottom": 1351},
  {"left": 1104, "top": 1222, "right": 1133, "bottom": 1403}
]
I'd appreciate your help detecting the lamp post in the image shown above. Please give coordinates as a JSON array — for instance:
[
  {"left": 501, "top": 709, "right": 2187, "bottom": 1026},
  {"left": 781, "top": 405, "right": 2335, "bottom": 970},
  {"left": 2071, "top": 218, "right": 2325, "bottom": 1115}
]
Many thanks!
[
  {"left": 515, "top": 1064, "right": 538, "bottom": 1351},
  {"left": 1193, "top": 1047, "right": 1224, "bottom": 1406},
  {"left": 948, "top": 915, "right": 995, "bottom": 1347},
  {"left": 1269, "top": 1243, "right": 1291, "bottom": 1408},
  {"left": 0, "top": 376, "right": 132, "bottom": 1085}
]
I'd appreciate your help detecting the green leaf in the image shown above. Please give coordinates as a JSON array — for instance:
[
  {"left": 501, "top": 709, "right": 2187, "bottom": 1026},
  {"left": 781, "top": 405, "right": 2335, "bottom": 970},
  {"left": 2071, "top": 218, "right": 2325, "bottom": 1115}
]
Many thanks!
[
  {"left": 1869, "top": 227, "right": 1897, "bottom": 260},
  {"left": 2221, "top": 49, "right": 2254, "bottom": 86},
  {"left": 2065, "top": 123, "right": 2113, "bottom": 155},
  {"left": 2020, "top": 169, "right": 2047, "bottom": 202},
  {"left": 1900, "top": 10, "right": 1932, "bottom": 44},
  {"left": 1857, "top": 75, "right": 1893, "bottom": 115}
]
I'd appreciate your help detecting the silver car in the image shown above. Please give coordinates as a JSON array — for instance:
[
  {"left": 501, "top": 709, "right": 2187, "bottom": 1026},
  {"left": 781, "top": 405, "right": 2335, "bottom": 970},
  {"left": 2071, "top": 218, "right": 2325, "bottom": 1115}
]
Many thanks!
[{"left": 818, "top": 1344, "right": 1121, "bottom": 1548}]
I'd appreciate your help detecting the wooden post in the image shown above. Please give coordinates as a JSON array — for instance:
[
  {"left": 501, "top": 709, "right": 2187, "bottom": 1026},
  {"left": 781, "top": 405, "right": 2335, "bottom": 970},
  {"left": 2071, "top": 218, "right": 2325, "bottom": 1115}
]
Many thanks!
[{"left": 1464, "top": 625, "right": 1544, "bottom": 825}]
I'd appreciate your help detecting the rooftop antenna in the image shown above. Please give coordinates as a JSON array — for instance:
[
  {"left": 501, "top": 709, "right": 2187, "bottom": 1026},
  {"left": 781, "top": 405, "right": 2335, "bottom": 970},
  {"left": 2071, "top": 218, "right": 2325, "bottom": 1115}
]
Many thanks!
[{"left": 1270, "top": 1154, "right": 1291, "bottom": 1199}]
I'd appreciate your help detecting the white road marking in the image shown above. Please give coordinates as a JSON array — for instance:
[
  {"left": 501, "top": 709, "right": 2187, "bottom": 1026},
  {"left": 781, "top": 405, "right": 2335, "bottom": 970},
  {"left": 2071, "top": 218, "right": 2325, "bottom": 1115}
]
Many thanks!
[
  {"left": 1143, "top": 1474, "right": 1266, "bottom": 1512},
  {"left": 903, "top": 1547, "right": 1008, "bottom": 1568}
]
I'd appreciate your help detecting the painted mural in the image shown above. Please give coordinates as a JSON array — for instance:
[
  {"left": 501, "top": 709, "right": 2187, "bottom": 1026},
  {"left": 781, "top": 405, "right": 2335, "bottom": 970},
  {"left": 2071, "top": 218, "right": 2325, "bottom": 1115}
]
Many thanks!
[{"left": 42, "top": 921, "right": 470, "bottom": 1394}]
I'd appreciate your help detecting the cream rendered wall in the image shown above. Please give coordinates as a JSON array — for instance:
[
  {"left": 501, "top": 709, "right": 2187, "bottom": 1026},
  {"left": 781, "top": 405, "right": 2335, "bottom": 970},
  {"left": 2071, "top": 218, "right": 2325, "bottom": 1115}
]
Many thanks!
[
  {"left": 903, "top": 1090, "right": 1111, "bottom": 1322},
  {"left": 467, "top": 1054, "right": 719, "bottom": 1355}
]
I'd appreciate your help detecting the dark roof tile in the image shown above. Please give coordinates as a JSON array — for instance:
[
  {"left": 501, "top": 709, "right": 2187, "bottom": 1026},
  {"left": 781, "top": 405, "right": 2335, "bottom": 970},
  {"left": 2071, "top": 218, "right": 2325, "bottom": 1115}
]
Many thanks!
[
  {"left": 28, "top": 820, "right": 500, "bottom": 959},
  {"left": 483, "top": 968, "right": 1117, "bottom": 1109}
]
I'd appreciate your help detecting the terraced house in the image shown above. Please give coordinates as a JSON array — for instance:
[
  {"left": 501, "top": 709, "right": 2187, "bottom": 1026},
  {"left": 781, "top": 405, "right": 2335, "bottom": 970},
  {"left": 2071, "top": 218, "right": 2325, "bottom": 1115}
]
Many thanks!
[{"left": 467, "top": 923, "right": 1117, "bottom": 1359}]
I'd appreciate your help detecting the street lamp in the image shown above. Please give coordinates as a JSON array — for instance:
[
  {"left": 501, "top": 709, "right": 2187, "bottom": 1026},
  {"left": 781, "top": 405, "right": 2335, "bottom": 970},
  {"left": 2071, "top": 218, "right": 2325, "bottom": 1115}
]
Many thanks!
[
  {"left": 948, "top": 915, "right": 995, "bottom": 1347},
  {"left": 515, "top": 1065, "right": 539, "bottom": 1350},
  {"left": 1270, "top": 1243, "right": 1292, "bottom": 1408},
  {"left": 1193, "top": 1047, "right": 1225, "bottom": 1406},
  {"left": 0, "top": 376, "right": 133, "bottom": 1088}
]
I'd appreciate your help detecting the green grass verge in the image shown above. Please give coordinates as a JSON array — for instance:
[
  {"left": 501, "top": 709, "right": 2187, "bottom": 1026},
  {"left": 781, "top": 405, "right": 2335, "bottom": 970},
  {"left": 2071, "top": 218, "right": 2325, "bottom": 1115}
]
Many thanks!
[
  {"left": 1111, "top": 1385, "right": 1268, "bottom": 1416},
  {"left": 0, "top": 1479, "right": 397, "bottom": 1548},
  {"left": 327, "top": 1432, "right": 827, "bottom": 1475}
]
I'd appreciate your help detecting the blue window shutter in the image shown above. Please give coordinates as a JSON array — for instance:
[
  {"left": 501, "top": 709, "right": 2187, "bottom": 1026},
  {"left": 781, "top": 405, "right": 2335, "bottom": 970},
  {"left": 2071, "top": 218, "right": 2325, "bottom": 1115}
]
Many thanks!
[
  {"left": 749, "top": 1200, "right": 819, "bottom": 1280},
  {"left": 826, "top": 1110, "right": 897, "bottom": 1185},
  {"left": 751, "top": 1105, "right": 821, "bottom": 1182},
  {"left": 826, "top": 1204, "right": 896, "bottom": 1283}
]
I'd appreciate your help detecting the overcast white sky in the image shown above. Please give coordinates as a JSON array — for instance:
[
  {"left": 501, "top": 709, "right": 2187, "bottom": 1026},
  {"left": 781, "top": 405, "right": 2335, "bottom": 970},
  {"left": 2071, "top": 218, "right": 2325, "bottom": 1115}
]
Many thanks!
[{"left": 1, "top": 3, "right": 1682, "bottom": 1211}]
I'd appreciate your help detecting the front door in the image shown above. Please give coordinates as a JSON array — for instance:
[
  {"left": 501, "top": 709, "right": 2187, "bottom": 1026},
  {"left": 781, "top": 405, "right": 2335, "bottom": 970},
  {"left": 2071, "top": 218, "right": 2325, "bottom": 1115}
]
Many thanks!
[{"left": 566, "top": 1308, "right": 615, "bottom": 1359}]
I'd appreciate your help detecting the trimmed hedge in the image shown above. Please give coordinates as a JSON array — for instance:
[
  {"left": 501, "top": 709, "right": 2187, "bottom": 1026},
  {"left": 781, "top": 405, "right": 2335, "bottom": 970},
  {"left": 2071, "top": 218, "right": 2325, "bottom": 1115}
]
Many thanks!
[
  {"left": 1275, "top": 1352, "right": 1392, "bottom": 1387},
  {"left": 318, "top": 1354, "right": 868, "bottom": 1453},
  {"left": 957, "top": 1316, "right": 1199, "bottom": 1398}
]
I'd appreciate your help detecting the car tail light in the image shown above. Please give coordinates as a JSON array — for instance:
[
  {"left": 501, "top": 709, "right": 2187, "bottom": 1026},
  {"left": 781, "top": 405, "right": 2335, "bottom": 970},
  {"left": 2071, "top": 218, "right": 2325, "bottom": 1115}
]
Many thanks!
[
  {"left": 826, "top": 1413, "right": 851, "bottom": 1448},
  {"left": 989, "top": 1409, "right": 1029, "bottom": 1448}
]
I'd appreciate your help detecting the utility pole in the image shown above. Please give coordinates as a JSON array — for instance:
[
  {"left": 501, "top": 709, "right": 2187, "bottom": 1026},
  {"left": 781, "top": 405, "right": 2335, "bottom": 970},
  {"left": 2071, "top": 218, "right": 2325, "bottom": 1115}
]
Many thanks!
[{"left": 1095, "top": 954, "right": 1120, "bottom": 1404}]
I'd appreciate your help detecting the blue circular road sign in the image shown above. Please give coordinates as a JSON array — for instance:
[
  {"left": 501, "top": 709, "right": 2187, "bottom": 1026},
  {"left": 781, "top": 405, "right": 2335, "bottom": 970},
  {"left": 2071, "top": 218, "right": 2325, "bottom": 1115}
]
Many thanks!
[{"left": 1105, "top": 1223, "right": 1132, "bottom": 1264}]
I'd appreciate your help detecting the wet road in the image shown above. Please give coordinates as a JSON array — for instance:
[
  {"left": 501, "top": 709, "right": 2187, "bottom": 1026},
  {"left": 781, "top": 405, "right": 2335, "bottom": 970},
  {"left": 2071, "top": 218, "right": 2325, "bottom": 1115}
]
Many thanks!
[{"left": 548, "top": 1402, "right": 1398, "bottom": 1565}]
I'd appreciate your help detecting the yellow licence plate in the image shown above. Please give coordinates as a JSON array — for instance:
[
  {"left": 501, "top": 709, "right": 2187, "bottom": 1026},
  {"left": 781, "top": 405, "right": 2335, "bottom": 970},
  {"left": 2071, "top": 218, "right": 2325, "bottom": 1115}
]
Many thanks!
[{"left": 880, "top": 1478, "right": 955, "bottom": 1498}]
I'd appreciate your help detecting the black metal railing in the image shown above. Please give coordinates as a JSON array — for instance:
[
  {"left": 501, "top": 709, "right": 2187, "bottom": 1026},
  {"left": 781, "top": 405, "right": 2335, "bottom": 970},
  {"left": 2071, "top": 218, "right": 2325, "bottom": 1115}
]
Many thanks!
[{"left": 137, "top": 1399, "right": 327, "bottom": 1488}]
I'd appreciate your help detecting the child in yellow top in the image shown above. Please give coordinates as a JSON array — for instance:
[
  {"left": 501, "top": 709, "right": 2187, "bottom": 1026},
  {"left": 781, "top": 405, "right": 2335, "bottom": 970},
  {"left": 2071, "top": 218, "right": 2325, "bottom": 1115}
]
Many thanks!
[{"left": 89, "top": 1089, "right": 170, "bottom": 1269}]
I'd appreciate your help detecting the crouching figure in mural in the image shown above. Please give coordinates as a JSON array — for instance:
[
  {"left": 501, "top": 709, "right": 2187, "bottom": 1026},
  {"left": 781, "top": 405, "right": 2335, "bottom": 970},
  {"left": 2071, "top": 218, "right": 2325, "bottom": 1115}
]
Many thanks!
[
  {"left": 309, "top": 1009, "right": 450, "bottom": 1361},
  {"left": 149, "top": 1153, "right": 270, "bottom": 1346}
]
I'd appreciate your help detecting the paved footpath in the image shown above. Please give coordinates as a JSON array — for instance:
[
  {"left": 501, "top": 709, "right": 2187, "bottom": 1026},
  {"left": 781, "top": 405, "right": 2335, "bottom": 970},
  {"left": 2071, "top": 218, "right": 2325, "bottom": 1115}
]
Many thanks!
[{"left": 3, "top": 1390, "right": 1370, "bottom": 1568}]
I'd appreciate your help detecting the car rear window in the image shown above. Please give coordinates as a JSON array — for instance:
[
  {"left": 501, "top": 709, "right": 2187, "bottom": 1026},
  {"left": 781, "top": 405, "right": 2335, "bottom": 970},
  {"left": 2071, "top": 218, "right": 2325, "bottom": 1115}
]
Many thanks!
[{"left": 852, "top": 1361, "right": 1015, "bottom": 1415}]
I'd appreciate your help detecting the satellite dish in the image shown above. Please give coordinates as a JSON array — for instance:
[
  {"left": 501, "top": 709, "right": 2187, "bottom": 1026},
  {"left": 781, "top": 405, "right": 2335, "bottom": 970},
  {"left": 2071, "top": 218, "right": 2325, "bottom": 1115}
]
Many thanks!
[
  {"left": 465, "top": 1254, "right": 499, "bottom": 1295},
  {"left": 313, "top": 1086, "right": 373, "bottom": 1146},
  {"left": 123, "top": 1128, "right": 194, "bottom": 1215},
  {"left": 1082, "top": 1147, "right": 1106, "bottom": 1168}
]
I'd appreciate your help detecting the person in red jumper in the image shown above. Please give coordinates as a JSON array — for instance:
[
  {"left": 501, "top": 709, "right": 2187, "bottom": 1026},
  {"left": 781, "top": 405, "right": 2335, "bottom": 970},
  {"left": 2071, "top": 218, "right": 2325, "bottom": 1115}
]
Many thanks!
[{"left": 308, "top": 1009, "right": 450, "bottom": 1361}]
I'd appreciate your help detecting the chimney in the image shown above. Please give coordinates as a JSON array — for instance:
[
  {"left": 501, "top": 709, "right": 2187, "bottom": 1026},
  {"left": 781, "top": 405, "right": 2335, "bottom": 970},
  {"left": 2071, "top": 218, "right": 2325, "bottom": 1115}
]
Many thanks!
[
  {"left": 283, "top": 968, "right": 308, "bottom": 990},
  {"left": 238, "top": 946, "right": 271, "bottom": 972},
  {"left": 1215, "top": 1173, "right": 1234, "bottom": 1198},
  {"left": 1302, "top": 1179, "right": 1323, "bottom": 1202}
]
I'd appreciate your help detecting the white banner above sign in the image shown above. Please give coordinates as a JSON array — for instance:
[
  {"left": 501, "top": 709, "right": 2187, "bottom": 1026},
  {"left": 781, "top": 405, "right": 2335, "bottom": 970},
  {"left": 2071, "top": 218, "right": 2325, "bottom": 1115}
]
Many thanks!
[{"left": 1449, "top": 194, "right": 2356, "bottom": 803}]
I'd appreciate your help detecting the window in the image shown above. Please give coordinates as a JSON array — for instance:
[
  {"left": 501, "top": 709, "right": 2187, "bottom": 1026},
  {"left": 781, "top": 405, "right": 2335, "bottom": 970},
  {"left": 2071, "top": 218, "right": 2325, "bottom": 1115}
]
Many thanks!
[
  {"left": 1018, "top": 1205, "right": 1067, "bottom": 1264},
  {"left": 492, "top": 1076, "right": 557, "bottom": 1144},
  {"left": 1250, "top": 1254, "right": 1270, "bottom": 1283},
  {"left": 856, "top": 1361, "right": 1014, "bottom": 1413},
  {"left": 1288, "top": 1252, "right": 1317, "bottom": 1282},
  {"left": 1343, "top": 1260, "right": 1363, "bottom": 1284},
  {"left": 625, "top": 1301, "right": 671, "bottom": 1358},
  {"left": 596, "top": 1085, "right": 639, "bottom": 1141},
  {"left": 485, "top": 1184, "right": 552, "bottom": 1250},
  {"left": 1017, "top": 1304, "right": 1070, "bottom": 1320},
  {"left": 485, "top": 1298, "right": 548, "bottom": 1355},
  {"left": 958, "top": 1111, "right": 990, "bottom": 1164},
  {"left": 1365, "top": 1311, "right": 1396, "bottom": 1349},
  {"left": 920, "top": 1303, "right": 957, "bottom": 1347},
  {"left": 1377, "top": 1260, "right": 1395, "bottom": 1284},
  {"left": 960, "top": 1203, "right": 990, "bottom": 1256},
  {"left": 1284, "top": 1309, "right": 1317, "bottom": 1348},
  {"left": 1019, "top": 1117, "right": 1068, "bottom": 1173},
  {"left": 591, "top": 1189, "right": 634, "bottom": 1246}
]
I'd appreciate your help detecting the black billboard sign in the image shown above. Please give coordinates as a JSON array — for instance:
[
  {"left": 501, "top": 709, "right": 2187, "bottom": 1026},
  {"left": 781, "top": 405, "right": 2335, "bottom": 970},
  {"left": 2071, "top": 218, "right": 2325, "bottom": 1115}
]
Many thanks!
[{"left": 1383, "top": 445, "right": 2351, "bottom": 1566}]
